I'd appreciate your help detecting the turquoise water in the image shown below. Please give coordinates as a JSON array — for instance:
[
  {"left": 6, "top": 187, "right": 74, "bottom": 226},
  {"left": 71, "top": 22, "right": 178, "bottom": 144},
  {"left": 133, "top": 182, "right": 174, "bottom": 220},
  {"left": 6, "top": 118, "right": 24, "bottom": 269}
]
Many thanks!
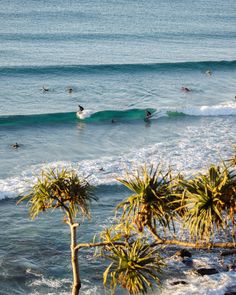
[{"left": 0, "top": 0, "right": 236, "bottom": 294}]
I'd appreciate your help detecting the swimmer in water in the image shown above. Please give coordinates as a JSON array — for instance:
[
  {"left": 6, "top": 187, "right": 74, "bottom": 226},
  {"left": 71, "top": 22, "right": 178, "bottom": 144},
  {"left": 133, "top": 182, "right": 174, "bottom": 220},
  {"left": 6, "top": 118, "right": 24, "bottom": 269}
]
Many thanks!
[
  {"left": 67, "top": 87, "right": 73, "bottom": 94},
  {"left": 78, "top": 105, "right": 84, "bottom": 113},
  {"left": 181, "top": 86, "right": 191, "bottom": 92},
  {"left": 42, "top": 86, "right": 50, "bottom": 92},
  {"left": 206, "top": 69, "right": 212, "bottom": 76},
  {"left": 11, "top": 142, "right": 20, "bottom": 149}
]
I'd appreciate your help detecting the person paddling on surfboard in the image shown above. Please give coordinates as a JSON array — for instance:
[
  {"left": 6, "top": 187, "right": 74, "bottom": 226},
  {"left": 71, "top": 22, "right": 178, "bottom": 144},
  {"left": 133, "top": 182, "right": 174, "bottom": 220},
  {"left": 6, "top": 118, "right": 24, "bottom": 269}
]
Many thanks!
[
  {"left": 181, "top": 86, "right": 191, "bottom": 92},
  {"left": 11, "top": 142, "right": 20, "bottom": 149}
]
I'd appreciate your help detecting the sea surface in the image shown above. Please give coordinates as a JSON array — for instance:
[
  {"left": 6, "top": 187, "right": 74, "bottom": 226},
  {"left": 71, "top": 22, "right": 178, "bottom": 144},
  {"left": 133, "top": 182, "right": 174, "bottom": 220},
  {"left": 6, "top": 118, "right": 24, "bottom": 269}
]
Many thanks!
[{"left": 0, "top": 0, "right": 236, "bottom": 294}]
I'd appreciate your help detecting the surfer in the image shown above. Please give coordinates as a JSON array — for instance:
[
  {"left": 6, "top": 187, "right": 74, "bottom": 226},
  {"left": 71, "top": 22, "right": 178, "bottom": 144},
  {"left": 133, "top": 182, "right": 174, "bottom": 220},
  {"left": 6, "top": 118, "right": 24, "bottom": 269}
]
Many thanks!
[
  {"left": 206, "top": 69, "right": 212, "bottom": 76},
  {"left": 11, "top": 142, "right": 20, "bottom": 149},
  {"left": 181, "top": 86, "right": 191, "bottom": 92},
  {"left": 67, "top": 87, "right": 73, "bottom": 94},
  {"left": 78, "top": 105, "right": 84, "bottom": 113},
  {"left": 145, "top": 110, "right": 152, "bottom": 119},
  {"left": 42, "top": 86, "right": 50, "bottom": 92}
]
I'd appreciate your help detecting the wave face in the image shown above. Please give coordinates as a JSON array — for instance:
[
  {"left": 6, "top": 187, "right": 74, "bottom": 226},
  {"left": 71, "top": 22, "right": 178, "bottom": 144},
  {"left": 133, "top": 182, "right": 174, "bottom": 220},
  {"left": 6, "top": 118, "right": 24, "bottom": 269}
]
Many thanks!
[
  {"left": 77, "top": 108, "right": 156, "bottom": 122},
  {"left": 0, "top": 60, "right": 235, "bottom": 76},
  {"left": 2, "top": 104, "right": 236, "bottom": 127},
  {"left": 0, "top": 108, "right": 156, "bottom": 127},
  {"left": 0, "top": 112, "right": 76, "bottom": 127}
]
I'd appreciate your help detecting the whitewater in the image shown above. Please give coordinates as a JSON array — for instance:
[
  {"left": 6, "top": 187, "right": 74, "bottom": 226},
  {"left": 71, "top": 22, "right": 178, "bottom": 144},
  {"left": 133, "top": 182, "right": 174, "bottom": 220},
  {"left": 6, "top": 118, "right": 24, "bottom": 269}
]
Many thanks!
[{"left": 0, "top": 0, "right": 236, "bottom": 294}]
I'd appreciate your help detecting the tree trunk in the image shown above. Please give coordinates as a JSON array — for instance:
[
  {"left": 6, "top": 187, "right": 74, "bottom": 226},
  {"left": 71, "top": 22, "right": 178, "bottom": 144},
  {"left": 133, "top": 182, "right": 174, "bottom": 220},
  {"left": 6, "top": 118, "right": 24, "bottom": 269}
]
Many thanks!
[
  {"left": 147, "top": 224, "right": 163, "bottom": 243},
  {"left": 144, "top": 222, "right": 236, "bottom": 249},
  {"left": 151, "top": 234, "right": 236, "bottom": 249},
  {"left": 70, "top": 223, "right": 81, "bottom": 295}
]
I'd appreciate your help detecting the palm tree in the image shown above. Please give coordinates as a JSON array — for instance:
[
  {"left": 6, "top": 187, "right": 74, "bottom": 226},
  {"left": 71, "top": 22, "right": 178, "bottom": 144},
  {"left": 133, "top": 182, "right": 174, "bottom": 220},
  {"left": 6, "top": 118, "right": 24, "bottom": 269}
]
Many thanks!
[
  {"left": 18, "top": 168, "right": 97, "bottom": 295},
  {"left": 116, "top": 164, "right": 175, "bottom": 241},
  {"left": 179, "top": 164, "right": 236, "bottom": 241},
  {"left": 115, "top": 163, "right": 236, "bottom": 249}
]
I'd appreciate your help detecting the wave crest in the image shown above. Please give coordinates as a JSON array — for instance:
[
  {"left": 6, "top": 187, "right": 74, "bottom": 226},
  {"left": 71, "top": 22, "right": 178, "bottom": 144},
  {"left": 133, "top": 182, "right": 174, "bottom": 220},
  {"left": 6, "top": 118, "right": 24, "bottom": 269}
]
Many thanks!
[
  {"left": 168, "top": 103, "right": 236, "bottom": 117},
  {"left": 0, "top": 60, "right": 235, "bottom": 76},
  {"left": 1, "top": 103, "right": 236, "bottom": 128}
]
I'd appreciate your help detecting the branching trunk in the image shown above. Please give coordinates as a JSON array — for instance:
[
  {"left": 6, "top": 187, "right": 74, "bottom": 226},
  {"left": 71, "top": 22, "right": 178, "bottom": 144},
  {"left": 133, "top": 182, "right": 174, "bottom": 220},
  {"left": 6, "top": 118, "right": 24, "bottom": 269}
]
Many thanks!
[
  {"left": 149, "top": 231, "right": 236, "bottom": 249},
  {"left": 147, "top": 224, "right": 163, "bottom": 243},
  {"left": 156, "top": 238, "right": 236, "bottom": 248},
  {"left": 144, "top": 222, "right": 236, "bottom": 249},
  {"left": 68, "top": 217, "right": 81, "bottom": 295},
  {"left": 75, "top": 241, "right": 125, "bottom": 250}
]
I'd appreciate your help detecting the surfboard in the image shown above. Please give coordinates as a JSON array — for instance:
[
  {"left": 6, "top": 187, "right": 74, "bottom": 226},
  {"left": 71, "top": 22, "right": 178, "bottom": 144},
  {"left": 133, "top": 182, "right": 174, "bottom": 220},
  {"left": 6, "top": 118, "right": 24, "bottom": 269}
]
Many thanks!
[{"left": 76, "top": 110, "right": 93, "bottom": 120}]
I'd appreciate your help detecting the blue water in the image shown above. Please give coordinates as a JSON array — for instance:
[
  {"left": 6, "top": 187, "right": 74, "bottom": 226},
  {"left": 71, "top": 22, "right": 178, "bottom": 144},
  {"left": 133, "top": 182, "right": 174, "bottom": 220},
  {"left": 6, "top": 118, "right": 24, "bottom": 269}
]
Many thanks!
[{"left": 0, "top": 0, "right": 236, "bottom": 294}]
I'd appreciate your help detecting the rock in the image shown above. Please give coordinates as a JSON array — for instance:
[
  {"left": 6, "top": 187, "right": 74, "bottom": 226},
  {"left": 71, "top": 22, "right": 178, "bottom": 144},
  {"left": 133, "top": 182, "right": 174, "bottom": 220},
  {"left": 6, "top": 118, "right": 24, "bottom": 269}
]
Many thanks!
[
  {"left": 221, "top": 250, "right": 236, "bottom": 257},
  {"left": 196, "top": 268, "right": 219, "bottom": 276},
  {"left": 228, "top": 263, "right": 236, "bottom": 271},
  {"left": 175, "top": 249, "right": 192, "bottom": 258},
  {"left": 224, "top": 285, "right": 236, "bottom": 295},
  {"left": 182, "top": 257, "right": 193, "bottom": 267},
  {"left": 170, "top": 280, "right": 188, "bottom": 286}
]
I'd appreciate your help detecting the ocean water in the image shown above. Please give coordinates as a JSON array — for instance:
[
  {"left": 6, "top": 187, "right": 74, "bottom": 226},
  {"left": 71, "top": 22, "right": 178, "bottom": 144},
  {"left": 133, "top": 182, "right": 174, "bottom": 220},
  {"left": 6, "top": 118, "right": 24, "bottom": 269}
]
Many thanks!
[{"left": 0, "top": 0, "right": 236, "bottom": 294}]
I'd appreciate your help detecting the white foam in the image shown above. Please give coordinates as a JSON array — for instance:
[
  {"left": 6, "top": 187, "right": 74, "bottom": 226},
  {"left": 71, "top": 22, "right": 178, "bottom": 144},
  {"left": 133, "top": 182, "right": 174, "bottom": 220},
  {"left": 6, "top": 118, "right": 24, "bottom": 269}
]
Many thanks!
[
  {"left": 162, "top": 252, "right": 236, "bottom": 295},
  {"left": 28, "top": 275, "right": 101, "bottom": 295},
  {"left": 0, "top": 114, "right": 235, "bottom": 200},
  {"left": 161, "top": 271, "right": 236, "bottom": 295},
  {"left": 76, "top": 109, "right": 94, "bottom": 119},
  {"left": 180, "top": 102, "right": 236, "bottom": 117}
]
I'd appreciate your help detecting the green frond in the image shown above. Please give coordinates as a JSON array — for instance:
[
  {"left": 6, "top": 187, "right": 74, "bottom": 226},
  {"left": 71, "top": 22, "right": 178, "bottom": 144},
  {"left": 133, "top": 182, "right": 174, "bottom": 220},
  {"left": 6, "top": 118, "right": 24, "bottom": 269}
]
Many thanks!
[
  {"left": 116, "top": 164, "right": 177, "bottom": 236},
  {"left": 102, "top": 238, "right": 164, "bottom": 294},
  {"left": 18, "top": 168, "right": 97, "bottom": 220},
  {"left": 179, "top": 164, "right": 236, "bottom": 241}
]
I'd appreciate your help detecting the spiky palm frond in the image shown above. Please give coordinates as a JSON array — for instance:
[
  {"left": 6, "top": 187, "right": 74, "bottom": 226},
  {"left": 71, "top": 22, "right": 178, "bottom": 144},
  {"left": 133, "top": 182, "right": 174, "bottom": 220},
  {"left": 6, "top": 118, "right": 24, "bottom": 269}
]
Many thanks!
[
  {"left": 180, "top": 165, "right": 236, "bottom": 241},
  {"left": 103, "top": 238, "right": 164, "bottom": 295},
  {"left": 116, "top": 164, "right": 175, "bottom": 233},
  {"left": 18, "top": 168, "right": 97, "bottom": 220},
  {"left": 99, "top": 222, "right": 136, "bottom": 245},
  {"left": 225, "top": 146, "right": 236, "bottom": 167}
]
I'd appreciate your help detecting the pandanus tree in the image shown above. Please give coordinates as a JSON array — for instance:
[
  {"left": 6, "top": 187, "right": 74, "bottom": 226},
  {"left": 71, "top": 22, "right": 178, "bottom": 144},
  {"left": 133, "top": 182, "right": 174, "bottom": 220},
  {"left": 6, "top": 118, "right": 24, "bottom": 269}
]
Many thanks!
[
  {"left": 18, "top": 167, "right": 166, "bottom": 295},
  {"left": 18, "top": 157, "right": 236, "bottom": 295},
  {"left": 17, "top": 168, "right": 97, "bottom": 295},
  {"left": 179, "top": 164, "right": 236, "bottom": 242},
  {"left": 115, "top": 163, "right": 236, "bottom": 249},
  {"left": 116, "top": 164, "right": 176, "bottom": 241}
]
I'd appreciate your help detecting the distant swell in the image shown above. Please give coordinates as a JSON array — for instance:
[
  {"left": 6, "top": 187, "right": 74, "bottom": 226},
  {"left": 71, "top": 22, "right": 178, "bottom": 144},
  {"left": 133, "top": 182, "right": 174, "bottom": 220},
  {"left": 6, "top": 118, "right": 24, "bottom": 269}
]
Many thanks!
[
  {"left": 0, "top": 60, "right": 235, "bottom": 76},
  {"left": 1, "top": 31, "right": 235, "bottom": 42}
]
